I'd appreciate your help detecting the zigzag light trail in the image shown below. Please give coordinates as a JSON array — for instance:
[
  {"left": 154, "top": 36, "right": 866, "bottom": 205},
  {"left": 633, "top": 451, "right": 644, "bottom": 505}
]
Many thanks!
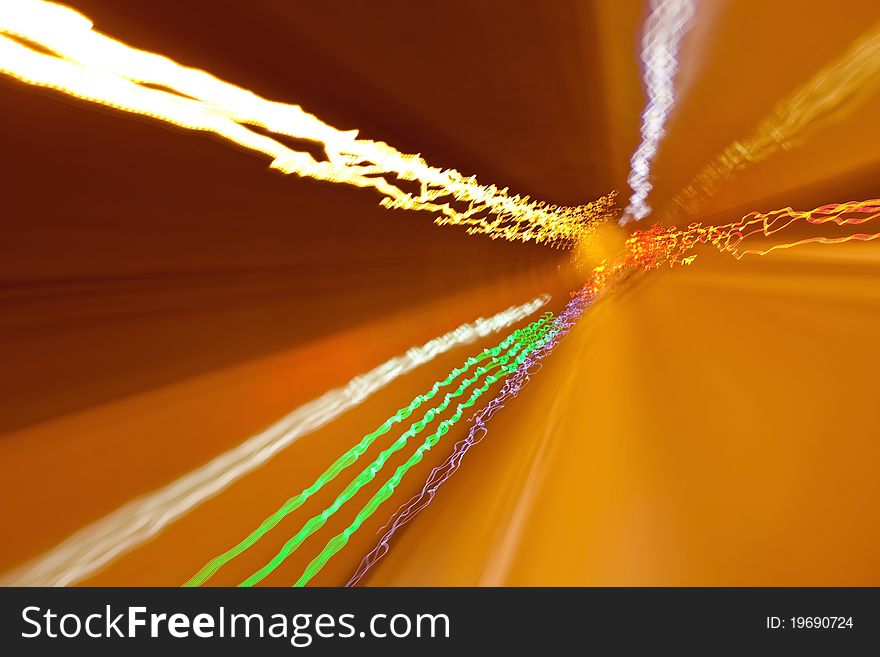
[
  {"left": 0, "top": 294, "right": 550, "bottom": 587},
  {"left": 186, "top": 315, "right": 553, "bottom": 586},
  {"left": 2, "top": 1, "right": 874, "bottom": 590},
  {"left": 622, "top": 0, "right": 695, "bottom": 224},
  {"left": 179, "top": 197, "right": 876, "bottom": 586},
  {"left": 0, "top": 0, "right": 616, "bottom": 245},
  {"left": 629, "top": 198, "right": 880, "bottom": 266},
  {"left": 344, "top": 196, "right": 880, "bottom": 585},
  {"left": 346, "top": 288, "right": 595, "bottom": 587},
  {"left": 293, "top": 314, "right": 564, "bottom": 587}
]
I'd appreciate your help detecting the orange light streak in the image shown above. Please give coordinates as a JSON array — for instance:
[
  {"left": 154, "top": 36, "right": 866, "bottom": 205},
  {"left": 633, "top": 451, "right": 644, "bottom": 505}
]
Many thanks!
[{"left": 574, "top": 199, "right": 880, "bottom": 301}]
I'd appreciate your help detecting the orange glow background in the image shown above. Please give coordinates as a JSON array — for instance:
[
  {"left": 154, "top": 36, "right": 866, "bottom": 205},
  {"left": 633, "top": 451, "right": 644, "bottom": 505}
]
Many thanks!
[{"left": 1, "top": 0, "right": 879, "bottom": 586}]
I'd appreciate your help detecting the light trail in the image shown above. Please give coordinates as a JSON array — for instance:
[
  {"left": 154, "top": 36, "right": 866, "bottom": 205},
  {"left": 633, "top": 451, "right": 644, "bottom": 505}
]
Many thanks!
[
  {"left": 10, "top": 195, "right": 865, "bottom": 587},
  {"left": 345, "top": 197, "right": 880, "bottom": 585},
  {"left": 187, "top": 316, "right": 553, "bottom": 586},
  {"left": 627, "top": 199, "right": 880, "bottom": 266},
  {"left": 622, "top": 0, "right": 696, "bottom": 224},
  {"left": 346, "top": 287, "right": 596, "bottom": 586},
  {"left": 0, "top": 294, "right": 550, "bottom": 587},
  {"left": 0, "top": 0, "right": 616, "bottom": 245},
  {"left": 667, "top": 20, "right": 880, "bottom": 219},
  {"left": 5, "top": 1, "right": 873, "bottom": 588},
  {"left": 293, "top": 317, "right": 560, "bottom": 587}
]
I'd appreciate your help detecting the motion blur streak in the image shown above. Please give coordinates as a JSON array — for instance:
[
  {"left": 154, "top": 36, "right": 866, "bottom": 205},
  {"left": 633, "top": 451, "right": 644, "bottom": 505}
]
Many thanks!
[
  {"left": 0, "top": 294, "right": 550, "bottom": 587},
  {"left": 187, "top": 317, "right": 552, "bottom": 586},
  {"left": 348, "top": 197, "right": 878, "bottom": 585},
  {"left": 347, "top": 288, "right": 593, "bottom": 586},
  {"left": 295, "top": 314, "right": 561, "bottom": 586},
  {"left": 238, "top": 318, "right": 553, "bottom": 586},
  {"left": 0, "top": 0, "right": 616, "bottom": 245},
  {"left": 668, "top": 20, "right": 880, "bottom": 218},
  {"left": 623, "top": 0, "right": 696, "bottom": 223},
  {"left": 631, "top": 199, "right": 880, "bottom": 265}
]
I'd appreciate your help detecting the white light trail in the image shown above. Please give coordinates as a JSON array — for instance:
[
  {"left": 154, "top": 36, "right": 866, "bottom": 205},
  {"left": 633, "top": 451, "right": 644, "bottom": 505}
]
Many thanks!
[
  {"left": 0, "top": 0, "right": 615, "bottom": 244},
  {"left": 622, "top": 0, "right": 696, "bottom": 224},
  {"left": 0, "top": 294, "right": 550, "bottom": 586}
]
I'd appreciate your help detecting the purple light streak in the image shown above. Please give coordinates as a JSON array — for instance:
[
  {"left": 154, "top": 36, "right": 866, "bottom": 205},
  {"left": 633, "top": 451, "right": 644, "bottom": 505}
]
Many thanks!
[{"left": 346, "top": 289, "right": 594, "bottom": 586}]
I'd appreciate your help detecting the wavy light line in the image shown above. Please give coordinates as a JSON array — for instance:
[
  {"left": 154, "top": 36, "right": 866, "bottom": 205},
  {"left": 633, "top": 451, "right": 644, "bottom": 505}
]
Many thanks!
[
  {"left": 667, "top": 20, "right": 880, "bottom": 219},
  {"left": 0, "top": 0, "right": 616, "bottom": 245},
  {"left": 623, "top": 0, "right": 696, "bottom": 224},
  {"left": 346, "top": 288, "right": 594, "bottom": 586},
  {"left": 0, "top": 294, "right": 550, "bottom": 586},
  {"left": 344, "top": 198, "right": 880, "bottom": 585},
  {"left": 627, "top": 199, "right": 880, "bottom": 266},
  {"left": 293, "top": 317, "right": 562, "bottom": 587},
  {"left": 186, "top": 316, "right": 553, "bottom": 586},
  {"left": 236, "top": 319, "right": 553, "bottom": 586}
]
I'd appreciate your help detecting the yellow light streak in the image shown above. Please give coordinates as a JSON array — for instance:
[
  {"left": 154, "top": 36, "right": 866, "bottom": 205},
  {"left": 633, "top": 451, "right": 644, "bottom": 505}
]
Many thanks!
[
  {"left": 627, "top": 199, "right": 880, "bottom": 266},
  {"left": 0, "top": 0, "right": 616, "bottom": 245},
  {"left": 572, "top": 199, "right": 880, "bottom": 299},
  {"left": 667, "top": 20, "right": 880, "bottom": 219}
]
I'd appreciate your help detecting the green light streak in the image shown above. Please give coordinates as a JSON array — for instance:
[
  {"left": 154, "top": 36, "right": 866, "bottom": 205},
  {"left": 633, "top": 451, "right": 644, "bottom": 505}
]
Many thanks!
[
  {"left": 292, "top": 323, "right": 560, "bottom": 586},
  {"left": 239, "top": 319, "right": 552, "bottom": 586},
  {"left": 184, "top": 313, "right": 552, "bottom": 587}
]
